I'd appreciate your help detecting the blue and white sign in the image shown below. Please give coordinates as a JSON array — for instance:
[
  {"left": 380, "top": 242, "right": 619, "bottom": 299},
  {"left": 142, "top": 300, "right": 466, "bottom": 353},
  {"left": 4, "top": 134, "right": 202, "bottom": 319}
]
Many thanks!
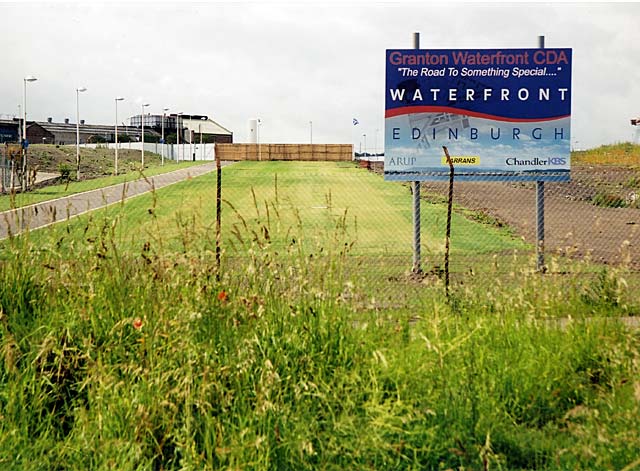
[{"left": 384, "top": 48, "right": 572, "bottom": 181}]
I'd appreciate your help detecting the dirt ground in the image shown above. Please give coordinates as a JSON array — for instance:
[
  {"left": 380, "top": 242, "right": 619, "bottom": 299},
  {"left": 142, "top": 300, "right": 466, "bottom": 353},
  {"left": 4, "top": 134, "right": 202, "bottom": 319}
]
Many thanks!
[
  {"left": 24, "top": 144, "right": 164, "bottom": 179},
  {"left": 371, "top": 162, "right": 640, "bottom": 270}
]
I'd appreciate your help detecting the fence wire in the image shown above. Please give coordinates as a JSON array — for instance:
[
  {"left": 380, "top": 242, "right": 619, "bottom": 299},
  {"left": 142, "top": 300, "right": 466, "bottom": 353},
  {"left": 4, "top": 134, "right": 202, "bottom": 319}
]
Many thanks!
[
  {"left": 2, "top": 149, "right": 639, "bottom": 311},
  {"left": 214, "top": 156, "right": 640, "bottom": 310}
]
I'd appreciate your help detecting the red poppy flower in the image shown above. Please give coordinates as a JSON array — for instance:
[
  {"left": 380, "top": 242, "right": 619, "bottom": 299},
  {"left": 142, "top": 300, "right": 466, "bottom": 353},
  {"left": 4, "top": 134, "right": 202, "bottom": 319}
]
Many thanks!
[
  {"left": 218, "top": 290, "right": 228, "bottom": 302},
  {"left": 133, "top": 318, "right": 143, "bottom": 330}
]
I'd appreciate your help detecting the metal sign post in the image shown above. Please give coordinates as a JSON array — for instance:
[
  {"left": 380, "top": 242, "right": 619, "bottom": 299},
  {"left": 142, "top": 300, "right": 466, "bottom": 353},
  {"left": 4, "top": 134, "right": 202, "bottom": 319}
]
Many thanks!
[
  {"left": 412, "top": 31, "right": 422, "bottom": 274},
  {"left": 536, "top": 35, "right": 546, "bottom": 272}
]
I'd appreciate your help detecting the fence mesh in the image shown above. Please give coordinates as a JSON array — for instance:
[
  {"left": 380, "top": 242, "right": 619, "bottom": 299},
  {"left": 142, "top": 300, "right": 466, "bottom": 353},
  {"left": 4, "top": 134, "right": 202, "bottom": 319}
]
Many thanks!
[
  {"left": 2, "top": 145, "right": 639, "bottom": 312},
  {"left": 223, "top": 154, "right": 639, "bottom": 312}
]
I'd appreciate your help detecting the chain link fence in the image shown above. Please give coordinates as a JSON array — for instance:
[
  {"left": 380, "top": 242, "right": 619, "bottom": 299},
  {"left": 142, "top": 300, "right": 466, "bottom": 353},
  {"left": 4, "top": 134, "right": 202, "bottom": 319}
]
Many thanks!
[
  {"left": 199, "top": 147, "right": 637, "bottom": 311},
  {"left": 2, "top": 146, "right": 639, "bottom": 311}
]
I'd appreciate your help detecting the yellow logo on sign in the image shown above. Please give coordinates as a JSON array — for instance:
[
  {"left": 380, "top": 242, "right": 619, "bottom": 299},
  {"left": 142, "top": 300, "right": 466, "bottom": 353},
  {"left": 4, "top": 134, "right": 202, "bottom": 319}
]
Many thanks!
[{"left": 441, "top": 156, "right": 480, "bottom": 166}]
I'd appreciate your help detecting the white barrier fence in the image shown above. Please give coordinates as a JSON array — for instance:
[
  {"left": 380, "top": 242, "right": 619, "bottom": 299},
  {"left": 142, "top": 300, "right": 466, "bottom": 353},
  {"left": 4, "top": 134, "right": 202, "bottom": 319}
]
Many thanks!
[{"left": 74, "top": 142, "right": 215, "bottom": 161}]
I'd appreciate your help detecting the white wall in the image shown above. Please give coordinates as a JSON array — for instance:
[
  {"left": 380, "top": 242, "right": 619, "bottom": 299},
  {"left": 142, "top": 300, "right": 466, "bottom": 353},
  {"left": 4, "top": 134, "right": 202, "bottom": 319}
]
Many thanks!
[{"left": 74, "top": 142, "right": 216, "bottom": 161}]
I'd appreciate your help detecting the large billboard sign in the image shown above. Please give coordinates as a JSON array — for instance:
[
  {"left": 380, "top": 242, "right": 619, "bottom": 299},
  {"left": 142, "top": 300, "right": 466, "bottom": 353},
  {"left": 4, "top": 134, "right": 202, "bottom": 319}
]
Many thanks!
[{"left": 384, "top": 48, "right": 572, "bottom": 181}]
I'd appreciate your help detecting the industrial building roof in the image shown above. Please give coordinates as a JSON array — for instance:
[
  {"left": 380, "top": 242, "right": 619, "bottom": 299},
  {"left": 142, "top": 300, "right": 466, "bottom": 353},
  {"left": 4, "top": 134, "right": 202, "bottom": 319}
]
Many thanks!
[
  {"left": 181, "top": 117, "right": 232, "bottom": 136},
  {"left": 31, "top": 121, "right": 157, "bottom": 137}
]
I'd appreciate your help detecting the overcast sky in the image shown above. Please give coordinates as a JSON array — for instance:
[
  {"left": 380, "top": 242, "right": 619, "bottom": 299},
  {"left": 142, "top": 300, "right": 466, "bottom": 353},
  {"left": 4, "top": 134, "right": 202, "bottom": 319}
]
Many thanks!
[{"left": 1, "top": 1, "right": 639, "bottom": 150}]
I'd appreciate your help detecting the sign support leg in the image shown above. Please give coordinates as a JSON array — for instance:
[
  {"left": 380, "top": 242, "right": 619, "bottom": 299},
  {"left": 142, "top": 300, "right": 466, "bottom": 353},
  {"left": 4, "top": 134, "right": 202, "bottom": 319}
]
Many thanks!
[
  {"left": 536, "top": 34, "right": 546, "bottom": 273},
  {"left": 536, "top": 181, "right": 545, "bottom": 272},
  {"left": 413, "top": 181, "right": 421, "bottom": 273},
  {"left": 412, "top": 31, "right": 422, "bottom": 274}
]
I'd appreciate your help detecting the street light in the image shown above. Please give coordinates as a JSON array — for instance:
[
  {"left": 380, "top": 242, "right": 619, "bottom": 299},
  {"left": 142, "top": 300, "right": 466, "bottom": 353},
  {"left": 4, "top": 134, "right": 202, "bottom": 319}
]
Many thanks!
[
  {"left": 17, "top": 104, "right": 21, "bottom": 143},
  {"left": 75, "top": 86, "right": 87, "bottom": 180},
  {"left": 176, "top": 112, "right": 183, "bottom": 162},
  {"left": 161, "top": 107, "right": 169, "bottom": 166},
  {"left": 114, "top": 97, "right": 124, "bottom": 175},
  {"left": 199, "top": 116, "right": 206, "bottom": 160},
  {"left": 362, "top": 133, "right": 367, "bottom": 157},
  {"left": 185, "top": 115, "right": 194, "bottom": 161},
  {"left": 141, "top": 103, "right": 150, "bottom": 167},
  {"left": 22, "top": 75, "right": 37, "bottom": 190},
  {"left": 189, "top": 115, "right": 196, "bottom": 162},
  {"left": 257, "top": 118, "right": 262, "bottom": 161},
  {"left": 310, "top": 120, "right": 313, "bottom": 145}
]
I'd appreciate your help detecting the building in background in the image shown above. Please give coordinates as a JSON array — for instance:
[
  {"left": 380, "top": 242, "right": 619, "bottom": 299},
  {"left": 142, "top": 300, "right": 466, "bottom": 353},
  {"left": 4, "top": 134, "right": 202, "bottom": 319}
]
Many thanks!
[
  {"left": 0, "top": 119, "right": 20, "bottom": 144},
  {"left": 26, "top": 117, "right": 155, "bottom": 145},
  {"left": 3, "top": 112, "right": 232, "bottom": 147},
  {"left": 129, "top": 113, "right": 233, "bottom": 144}
]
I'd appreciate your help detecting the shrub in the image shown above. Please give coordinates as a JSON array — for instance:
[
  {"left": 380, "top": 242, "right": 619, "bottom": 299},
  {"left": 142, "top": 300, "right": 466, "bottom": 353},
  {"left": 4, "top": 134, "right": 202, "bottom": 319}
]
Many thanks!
[{"left": 58, "top": 163, "right": 72, "bottom": 181}]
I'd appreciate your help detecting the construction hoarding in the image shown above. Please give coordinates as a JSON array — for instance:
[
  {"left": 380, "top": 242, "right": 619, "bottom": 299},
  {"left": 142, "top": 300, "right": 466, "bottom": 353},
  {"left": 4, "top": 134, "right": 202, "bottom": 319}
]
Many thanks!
[{"left": 215, "top": 144, "right": 352, "bottom": 162}]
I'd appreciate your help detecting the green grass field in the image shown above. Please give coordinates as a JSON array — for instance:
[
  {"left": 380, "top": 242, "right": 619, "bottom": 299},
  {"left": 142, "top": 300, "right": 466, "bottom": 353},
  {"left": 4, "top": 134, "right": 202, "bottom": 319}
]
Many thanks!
[
  {"left": 29, "top": 161, "right": 524, "bottom": 257},
  {"left": 1, "top": 160, "right": 639, "bottom": 470},
  {"left": 25, "top": 160, "right": 535, "bottom": 309}
]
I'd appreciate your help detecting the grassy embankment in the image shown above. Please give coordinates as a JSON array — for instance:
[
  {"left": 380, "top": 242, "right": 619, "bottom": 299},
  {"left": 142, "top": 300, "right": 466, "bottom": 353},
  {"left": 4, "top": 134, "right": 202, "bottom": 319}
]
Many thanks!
[
  {"left": 573, "top": 142, "right": 640, "bottom": 166},
  {"left": 1, "top": 145, "right": 206, "bottom": 212},
  {"left": 1, "top": 161, "right": 639, "bottom": 470}
]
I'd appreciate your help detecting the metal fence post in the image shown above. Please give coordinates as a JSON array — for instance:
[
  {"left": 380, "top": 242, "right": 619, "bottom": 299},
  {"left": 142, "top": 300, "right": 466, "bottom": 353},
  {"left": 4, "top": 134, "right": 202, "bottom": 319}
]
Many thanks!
[
  {"left": 536, "top": 35, "right": 546, "bottom": 272},
  {"left": 215, "top": 143, "right": 222, "bottom": 281}
]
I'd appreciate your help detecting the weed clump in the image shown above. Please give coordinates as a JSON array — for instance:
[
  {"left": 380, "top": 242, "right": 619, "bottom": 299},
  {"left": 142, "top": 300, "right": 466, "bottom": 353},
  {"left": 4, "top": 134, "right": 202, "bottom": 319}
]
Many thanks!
[{"left": 592, "top": 191, "right": 627, "bottom": 208}]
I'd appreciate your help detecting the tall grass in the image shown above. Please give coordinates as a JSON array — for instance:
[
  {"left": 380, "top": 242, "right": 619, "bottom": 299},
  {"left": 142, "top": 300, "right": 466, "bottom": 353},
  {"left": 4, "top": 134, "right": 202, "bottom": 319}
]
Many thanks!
[{"left": 1, "top": 180, "right": 639, "bottom": 470}]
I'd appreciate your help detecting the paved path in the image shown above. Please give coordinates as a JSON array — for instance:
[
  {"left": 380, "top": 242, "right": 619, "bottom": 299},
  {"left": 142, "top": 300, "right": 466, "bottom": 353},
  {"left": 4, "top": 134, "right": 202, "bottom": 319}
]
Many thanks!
[
  {"left": 35, "top": 171, "right": 59, "bottom": 185},
  {"left": 1, "top": 162, "right": 227, "bottom": 239}
]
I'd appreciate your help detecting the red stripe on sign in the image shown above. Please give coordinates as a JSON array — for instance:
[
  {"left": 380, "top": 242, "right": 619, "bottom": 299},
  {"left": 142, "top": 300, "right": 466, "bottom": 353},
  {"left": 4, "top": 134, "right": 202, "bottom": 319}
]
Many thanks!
[{"left": 385, "top": 106, "right": 570, "bottom": 122}]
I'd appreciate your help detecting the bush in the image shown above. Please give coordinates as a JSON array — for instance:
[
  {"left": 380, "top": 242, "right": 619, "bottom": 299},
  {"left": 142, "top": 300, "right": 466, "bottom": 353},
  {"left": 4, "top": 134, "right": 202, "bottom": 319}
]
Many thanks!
[{"left": 58, "top": 163, "right": 72, "bottom": 181}]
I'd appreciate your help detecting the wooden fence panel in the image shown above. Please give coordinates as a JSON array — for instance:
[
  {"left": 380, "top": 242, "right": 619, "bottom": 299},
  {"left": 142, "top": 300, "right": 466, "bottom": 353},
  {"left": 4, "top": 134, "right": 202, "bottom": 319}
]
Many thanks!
[{"left": 215, "top": 143, "right": 353, "bottom": 162}]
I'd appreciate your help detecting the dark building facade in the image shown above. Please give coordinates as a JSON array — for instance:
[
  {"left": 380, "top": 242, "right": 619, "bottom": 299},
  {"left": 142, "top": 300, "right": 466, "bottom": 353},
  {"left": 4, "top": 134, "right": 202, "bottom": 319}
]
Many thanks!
[
  {"left": 26, "top": 119, "right": 158, "bottom": 145},
  {"left": 25, "top": 123, "right": 55, "bottom": 144},
  {"left": 0, "top": 119, "right": 20, "bottom": 144}
]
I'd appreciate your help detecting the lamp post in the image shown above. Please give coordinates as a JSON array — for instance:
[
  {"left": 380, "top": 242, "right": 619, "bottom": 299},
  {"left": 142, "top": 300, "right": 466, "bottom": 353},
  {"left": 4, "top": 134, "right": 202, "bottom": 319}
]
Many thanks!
[
  {"left": 191, "top": 128, "right": 195, "bottom": 161},
  {"left": 114, "top": 97, "right": 124, "bottom": 175},
  {"left": 141, "top": 103, "right": 149, "bottom": 167},
  {"left": 257, "top": 118, "right": 262, "bottom": 161},
  {"left": 185, "top": 115, "right": 194, "bottom": 161},
  {"left": 199, "top": 116, "right": 206, "bottom": 160},
  {"left": 22, "top": 75, "right": 37, "bottom": 190},
  {"left": 17, "top": 104, "right": 21, "bottom": 145},
  {"left": 309, "top": 120, "right": 313, "bottom": 145},
  {"left": 176, "top": 112, "right": 183, "bottom": 162},
  {"left": 161, "top": 107, "right": 169, "bottom": 166},
  {"left": 75, "top": 86, "right": 87, "bottom": 180},
  {"left": 362, "top": 133, "right": 367, "bottom": 157}
]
